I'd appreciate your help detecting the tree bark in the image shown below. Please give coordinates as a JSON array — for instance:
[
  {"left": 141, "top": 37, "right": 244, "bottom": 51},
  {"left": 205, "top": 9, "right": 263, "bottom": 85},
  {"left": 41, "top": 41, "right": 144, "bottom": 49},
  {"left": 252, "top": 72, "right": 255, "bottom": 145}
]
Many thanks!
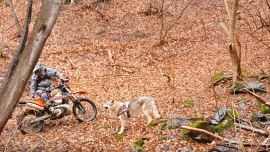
[
  {"left": 226, "top": 0, "right": 242, "bottom": 83},
  {"left": 0, "top": 0, "right": 62, "bottom": 134}
]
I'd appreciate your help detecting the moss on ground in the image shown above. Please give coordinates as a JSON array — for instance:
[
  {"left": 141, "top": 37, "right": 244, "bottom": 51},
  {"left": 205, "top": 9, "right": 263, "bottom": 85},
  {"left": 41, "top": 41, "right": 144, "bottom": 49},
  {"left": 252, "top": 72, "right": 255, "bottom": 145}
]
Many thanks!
[
  {"left": 183, "top": 98, "right": 198, "bottom": 108},
  {"left": 212, "top": 71, "right": 224, "bottom": 84},
  {"left": 214, "top": 117, "right": 234, "bottom": 133},
  {"left": 116, "top": 133, "right": 125, "bottom": 140},
  {"left": 182, "top": 121, "right": 215, "bottom": 143}
]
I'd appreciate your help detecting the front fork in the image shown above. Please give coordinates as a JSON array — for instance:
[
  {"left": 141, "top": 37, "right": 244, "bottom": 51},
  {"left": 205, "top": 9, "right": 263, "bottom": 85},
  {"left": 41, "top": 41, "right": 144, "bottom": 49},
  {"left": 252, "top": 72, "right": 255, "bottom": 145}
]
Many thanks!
[
  {"left": 74, "top": 100, "right": 86, "bottom": 115},
  {"left": 64, "top": 87, "right": 86, "bottom": 115}
]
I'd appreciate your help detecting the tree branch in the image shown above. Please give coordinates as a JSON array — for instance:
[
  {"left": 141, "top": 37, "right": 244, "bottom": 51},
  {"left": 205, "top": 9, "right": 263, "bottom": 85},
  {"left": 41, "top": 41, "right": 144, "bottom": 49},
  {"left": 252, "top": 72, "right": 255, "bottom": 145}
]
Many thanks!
[
  {"left": 180, "top": 126, "right": 227, "bottom": 141},
  {"left": 161, "top": 1, "right": 192, "bottom": 41},
  {"left": 244, "top": 89, "right": 270, "bottom": 107},
  {"left": 236, "top": 123, "right": 269, "bottom": 136}
]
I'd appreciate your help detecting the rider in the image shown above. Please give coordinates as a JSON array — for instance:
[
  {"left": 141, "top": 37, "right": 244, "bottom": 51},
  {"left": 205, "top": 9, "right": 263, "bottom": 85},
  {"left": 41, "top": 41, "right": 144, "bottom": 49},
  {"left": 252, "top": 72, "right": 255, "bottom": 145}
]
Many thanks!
[{"left": 30, "top": 63, "right": 68, "bottom": 107}]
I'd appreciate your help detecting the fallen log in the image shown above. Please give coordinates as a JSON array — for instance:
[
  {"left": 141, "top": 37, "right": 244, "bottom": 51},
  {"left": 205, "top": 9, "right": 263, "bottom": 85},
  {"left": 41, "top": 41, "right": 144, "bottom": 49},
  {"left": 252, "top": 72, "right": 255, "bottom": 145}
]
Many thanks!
[{"left": 180, "top": 126, "right": 227, "bottom": 141}]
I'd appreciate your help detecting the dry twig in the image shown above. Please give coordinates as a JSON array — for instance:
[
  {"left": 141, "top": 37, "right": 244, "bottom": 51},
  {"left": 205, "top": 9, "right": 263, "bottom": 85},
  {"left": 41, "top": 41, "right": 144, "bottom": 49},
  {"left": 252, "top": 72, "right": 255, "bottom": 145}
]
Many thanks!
[
  {"left": 235, "top": 123, "right": 269, "bottom": 136},
  {"left": 64, "top": 56, "right": 76, "bottom": 69},
  {"left": 243, "top": 89, "right": 270, "bottom": 107}
]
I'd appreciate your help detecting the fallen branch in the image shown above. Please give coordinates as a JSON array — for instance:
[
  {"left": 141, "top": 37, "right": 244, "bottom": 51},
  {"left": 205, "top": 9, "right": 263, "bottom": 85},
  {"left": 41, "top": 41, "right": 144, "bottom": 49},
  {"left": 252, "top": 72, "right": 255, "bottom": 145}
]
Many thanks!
[
  {"left": 180, "top": 126, "right": 227, "bottom": 141},
  {"left": 107, "top": 50, "right": 114, "bottom": 63},
  {"left": 64, "top": 56, "right": 76, "bottom": 69},
  {"left": 122, "top": 67, "right": 134, "bottom": 74},
  {"left": 181, "top": 125, "right": 266, "bottom": 147},
  {"left": 243, "top": 89, "right": 270, "bottom": 107},
  {"left": 262, "top": 137, "right": 270, "bottom": 145},
  {"left": 106, "top": 64, "right": 135, "bottom": 74},
  {"left": 235, "top": 123, "right": 269, "bottom": 137},
  {"left": 106, "top": 64, "right": 135, "bottom": 68}
]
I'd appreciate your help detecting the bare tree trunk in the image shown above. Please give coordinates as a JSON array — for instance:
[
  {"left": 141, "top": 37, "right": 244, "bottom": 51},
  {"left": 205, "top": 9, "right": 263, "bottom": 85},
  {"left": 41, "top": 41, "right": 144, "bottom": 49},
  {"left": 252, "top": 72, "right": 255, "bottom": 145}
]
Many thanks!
[
  {"left": 0, "top": 0, "right": 62, "bottom": 134},
  {"left": 225, "top": 0, "right": 242, "bottom": 83},
  {"left": 7, "top": 0, "right": 22, "bottom": 34}
]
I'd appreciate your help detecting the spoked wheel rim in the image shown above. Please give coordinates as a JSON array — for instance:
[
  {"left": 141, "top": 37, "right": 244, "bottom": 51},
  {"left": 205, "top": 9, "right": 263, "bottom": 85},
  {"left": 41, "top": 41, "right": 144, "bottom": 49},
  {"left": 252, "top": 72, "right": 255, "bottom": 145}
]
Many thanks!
[
  {"left": 73, "top": 99, "right": 97, "bottom": 122},
  {"left": 17, "top": 110, "right": 44, "bottom": 134}
]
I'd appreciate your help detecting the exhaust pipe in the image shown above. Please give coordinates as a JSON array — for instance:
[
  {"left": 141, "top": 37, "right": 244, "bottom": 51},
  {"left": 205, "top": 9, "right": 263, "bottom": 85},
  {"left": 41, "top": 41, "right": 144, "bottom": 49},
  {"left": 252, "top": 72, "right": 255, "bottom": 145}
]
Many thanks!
[{"left": 26, "top": 103, "right": 45, "bottom": 111}]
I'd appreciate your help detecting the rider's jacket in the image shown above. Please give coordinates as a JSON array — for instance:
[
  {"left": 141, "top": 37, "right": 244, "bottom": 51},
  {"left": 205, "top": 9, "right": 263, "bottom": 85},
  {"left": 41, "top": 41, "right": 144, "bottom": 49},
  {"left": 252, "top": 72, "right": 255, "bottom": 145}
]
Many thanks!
[{"left": 30, "top": 67, "right": 65, "bottom": 98}]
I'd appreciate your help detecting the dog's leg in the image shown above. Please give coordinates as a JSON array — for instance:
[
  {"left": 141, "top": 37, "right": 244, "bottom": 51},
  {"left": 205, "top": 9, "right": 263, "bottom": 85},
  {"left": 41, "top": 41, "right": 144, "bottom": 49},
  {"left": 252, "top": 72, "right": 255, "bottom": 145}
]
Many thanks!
[
  {"left": 143, "top": 110, "right": 153, "bottom": 125},
  {"left": 118, "top": 116, "right": 126, "bottom": 134},
  {"left": 152, "top": 104, "right": 161, "bottom": 119},
  {"left": 142, "top": 104, "right": 153, "bottom": 125}
]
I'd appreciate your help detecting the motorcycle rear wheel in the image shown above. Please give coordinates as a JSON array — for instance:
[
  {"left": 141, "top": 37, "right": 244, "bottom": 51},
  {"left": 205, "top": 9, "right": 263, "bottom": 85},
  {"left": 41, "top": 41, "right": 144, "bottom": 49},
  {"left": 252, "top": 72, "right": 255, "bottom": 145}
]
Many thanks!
[
  {"left": 73, "top": 98, "right": 97, "bottom": 122},
  {"left": 17, "top": 110, "right": 44, "bottom": 134}
]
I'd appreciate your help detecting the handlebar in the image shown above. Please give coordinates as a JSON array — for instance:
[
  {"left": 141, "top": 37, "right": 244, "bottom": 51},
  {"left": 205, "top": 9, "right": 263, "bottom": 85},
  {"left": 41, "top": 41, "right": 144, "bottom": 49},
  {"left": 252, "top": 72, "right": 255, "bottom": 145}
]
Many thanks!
[{"left": 55, "top": 78, "right": 69, "bottom": 90}]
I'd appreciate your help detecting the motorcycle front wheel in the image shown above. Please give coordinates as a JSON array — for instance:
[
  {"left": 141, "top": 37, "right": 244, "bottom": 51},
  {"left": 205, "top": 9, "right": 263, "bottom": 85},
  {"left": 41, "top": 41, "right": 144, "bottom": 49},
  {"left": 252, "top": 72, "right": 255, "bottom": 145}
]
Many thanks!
[
  {"left": 17, "top": 110, "right": 44, "bottom": 134},
  {"left": 73, "top": 98, "right": 97, "bottom": 122}
]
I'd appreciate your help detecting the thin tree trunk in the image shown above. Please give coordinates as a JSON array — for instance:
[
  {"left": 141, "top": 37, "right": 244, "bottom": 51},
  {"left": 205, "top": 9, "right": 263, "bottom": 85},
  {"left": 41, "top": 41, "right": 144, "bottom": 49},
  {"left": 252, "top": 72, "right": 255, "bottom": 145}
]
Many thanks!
[
  {"left": 229, "top": 44, "right": 241, "bottom": 82},
  {"left": 226, "top": 0, "right": 242, "bottom": 83},
  {"left": 0, "top": 0, "right": 62, "bottom": 134},
  {"left": 7, "top": 0, "right": 22, "bottom": 34}
]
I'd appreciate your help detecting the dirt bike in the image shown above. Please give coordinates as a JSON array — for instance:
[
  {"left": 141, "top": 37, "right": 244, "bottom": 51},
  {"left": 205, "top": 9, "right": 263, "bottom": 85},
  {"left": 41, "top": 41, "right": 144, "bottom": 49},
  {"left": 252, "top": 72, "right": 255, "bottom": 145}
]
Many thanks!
[{"left": 17, "top": 80, "right": 97, "bottom": 134}]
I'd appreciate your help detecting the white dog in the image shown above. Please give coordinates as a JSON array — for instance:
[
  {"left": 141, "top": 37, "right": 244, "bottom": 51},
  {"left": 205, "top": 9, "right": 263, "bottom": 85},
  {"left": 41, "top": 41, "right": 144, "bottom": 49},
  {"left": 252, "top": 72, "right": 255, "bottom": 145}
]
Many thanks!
[{"left": 104, "top": 96, "right": 161, "bottom": 134}]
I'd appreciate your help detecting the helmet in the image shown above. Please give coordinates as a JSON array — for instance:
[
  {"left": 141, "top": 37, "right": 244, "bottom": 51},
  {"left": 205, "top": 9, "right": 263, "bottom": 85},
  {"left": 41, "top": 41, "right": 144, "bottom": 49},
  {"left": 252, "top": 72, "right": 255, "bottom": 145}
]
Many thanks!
[{"left": 33, "top": 63, "right": 45, "bottom": 75}]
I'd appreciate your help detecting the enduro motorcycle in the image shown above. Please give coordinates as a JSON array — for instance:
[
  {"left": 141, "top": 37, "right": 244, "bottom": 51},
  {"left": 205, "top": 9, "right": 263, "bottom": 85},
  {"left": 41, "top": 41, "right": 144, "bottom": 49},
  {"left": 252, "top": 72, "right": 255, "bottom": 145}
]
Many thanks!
[{"left": 17, "top": 80, "right": 97, "bottom": 134}]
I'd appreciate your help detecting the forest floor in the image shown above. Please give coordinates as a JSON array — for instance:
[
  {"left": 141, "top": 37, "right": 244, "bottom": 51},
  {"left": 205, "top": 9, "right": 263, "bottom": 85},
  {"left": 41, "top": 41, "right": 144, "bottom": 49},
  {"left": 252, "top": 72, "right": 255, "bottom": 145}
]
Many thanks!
[{"left": 1, "top": 0, "right": 270, "bottom": 151}]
